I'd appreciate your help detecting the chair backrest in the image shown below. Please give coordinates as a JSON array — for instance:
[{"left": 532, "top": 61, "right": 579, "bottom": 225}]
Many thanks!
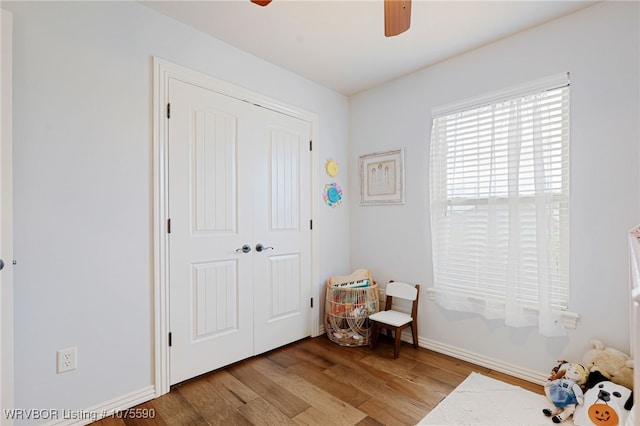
[
  {"left": 386, "top": 281, "right": 418, "bottom": 301},
  {"left": 384, "top": 281, "right": 420, "bottom": 319}
]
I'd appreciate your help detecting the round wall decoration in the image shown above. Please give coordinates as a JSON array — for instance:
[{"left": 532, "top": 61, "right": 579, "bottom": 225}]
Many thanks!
[
  {"left": 325, "top": 159, "right": 339, "bottom": 177},
  {"left": 323, "top": 182, "right": 343, "bottom": 207}
]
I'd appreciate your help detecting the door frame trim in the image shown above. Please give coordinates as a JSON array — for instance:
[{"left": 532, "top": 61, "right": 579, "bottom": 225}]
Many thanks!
[
  {"left": 152, "top": 57, "right": 320, "bottom": 396},
  {"left": 1, "top": 9, "right": 14, "bottom": 420}
]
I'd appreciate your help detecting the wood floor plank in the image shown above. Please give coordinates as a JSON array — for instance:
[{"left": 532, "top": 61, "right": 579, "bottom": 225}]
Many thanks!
[
  {"left": 284, "top": 344, "right": 338, "bottom": 369},
  {"left": 384, "top": 375, "right": 446, "bottom": 409},
  {"left": 227, "top": 358, "right": 311, "bottom": 418},
  {"left": 118, "top": 401, "right": 169, "bottom": 426},
  {"left": 357, "top": 396, "right": 424, "bottom": 426},
  {"left": 203, "top": 369, "right": 261, "bottom": 408},
  {"left": 292, "top": 406, "right": 360, "bottom": 426},
  {"left": 175, "top": 374, "right": 252, "bottom": 425},
  {"left": 91, "top": 336, "right": 545, "bottom": 426},
  {"left": 135, "top": 394, "right": 201, "bottom": 426},
  {"left": 395, "top": 370, "right": 452, "bottom": 403},
  {"left": 92, "top": 416, "right": 125, "bottom": 426},
  {"left": 407, "top": 360, "right": 468, "bottom": 389},
  {"left": 355, "top": 416, "right": 386, "bottom": 426},
  {"left": 358, "top": 352, "right": 419, "bottom": 381},
  {"left": 265, "top": 346, "right": 301, "bottom": 369},
  {"left": 250, "top": 357, "right": 368, "bottom": 425},
  {"left": 309, "top": 336, "right": 372, "bottom": 366},
  {"left": 236, "top": 397, "right": 296, "bottom": 425},
  {"left": 286, "top": 361, "right": 372, "bottom": 407},
  {"left": 350, "top": 352, "right": 443, "bottom": 409},
  {"left": 324, "top": 363, "right": 431, "bottom": 419},
  {"left": 323, "top": 362, "right": 392, "bottom": 397}
]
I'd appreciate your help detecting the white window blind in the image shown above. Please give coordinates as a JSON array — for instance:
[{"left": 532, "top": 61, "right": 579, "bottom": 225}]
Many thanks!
[{"left": 429, "top": 73, "right": 571, "bottom": 336}]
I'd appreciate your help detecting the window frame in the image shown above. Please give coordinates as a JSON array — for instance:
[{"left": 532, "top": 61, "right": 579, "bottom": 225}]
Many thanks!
[{"left": 428, "top": 73, "right": 577, "bottom": 329}]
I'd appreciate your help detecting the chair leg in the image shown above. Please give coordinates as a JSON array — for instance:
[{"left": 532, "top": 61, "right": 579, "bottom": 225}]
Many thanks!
[
  {"left": 411, "top": 320, "right": 418, "bottom": 349},
  {"left": 394, "top": 327, "right": 402, "bottom": 359},
  {"left": 370, "top": 321, "right": 379, "bottom": 350}
]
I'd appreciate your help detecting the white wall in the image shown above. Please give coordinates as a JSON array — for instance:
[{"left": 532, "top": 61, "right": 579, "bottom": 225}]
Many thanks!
[
  {"left": 350, "top": 1, "right": 639, "bottom": 376},
  {"left": 5, "top": 0, "right": 638, "bottom": 419},
  {"left": 3, "top": 0, "right": 349, "bottom": 421}
]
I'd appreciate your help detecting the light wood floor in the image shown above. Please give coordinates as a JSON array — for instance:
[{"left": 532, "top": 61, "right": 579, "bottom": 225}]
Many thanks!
[{"left": 93, "top": 335, "right": 543, "bottom": 425}]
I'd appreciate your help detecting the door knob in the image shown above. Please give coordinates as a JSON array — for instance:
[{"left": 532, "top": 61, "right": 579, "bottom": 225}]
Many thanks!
[
  {"left": 0, "top": 259, "right": 3, "bottom": 271},
  {"left": 255, "top": 244, "right": 274, "bottom": 252},
  {"left": 235, "top": 244, "right": 252, "bottom": 254}
]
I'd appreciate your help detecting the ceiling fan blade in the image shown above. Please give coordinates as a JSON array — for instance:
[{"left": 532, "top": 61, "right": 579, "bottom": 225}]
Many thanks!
[
  {"left": 384, "top": 0, "right": 412, "bottom": 37},
  {"left": 250, "top": 0, "right": 272, "bottom": 6}
]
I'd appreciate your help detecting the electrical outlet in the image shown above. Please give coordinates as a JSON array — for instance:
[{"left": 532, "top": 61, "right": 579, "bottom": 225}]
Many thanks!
[
  {"left": 57, "top": 347, "right": 77, "bottom": 374},
  {"left": 379, "top": 289, "right": 386, "bottom": 303}
]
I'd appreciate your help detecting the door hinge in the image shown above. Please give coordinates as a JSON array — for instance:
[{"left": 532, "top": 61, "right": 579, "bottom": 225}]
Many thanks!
[
  {"left": 167, "top": 103, "right": 171, "bottom": 119},
  {"left": 310, "top": 220, "right": 313, "bottom": 230},
  {"left": 310, "top": 297, "right": 314, "bottom": 308},
  {"left": 168, "top": 332, "right": 172, "bottom": 347},
  {"left": 167, "top": 218, "right": 172, "bottom": 234},
  {"left": 309, "top": 140, "right": 312, "bottom": 151}
]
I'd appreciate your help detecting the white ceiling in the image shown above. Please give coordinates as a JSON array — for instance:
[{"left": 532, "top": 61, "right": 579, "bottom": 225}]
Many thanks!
[{"left": 142, "top": 0, "right": 598, "bottom": 96}]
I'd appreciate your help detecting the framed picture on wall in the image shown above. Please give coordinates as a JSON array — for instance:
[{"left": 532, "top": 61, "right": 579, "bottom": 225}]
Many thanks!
[{"left": 359, "top": 149, "right": 405, "bottom": 205}]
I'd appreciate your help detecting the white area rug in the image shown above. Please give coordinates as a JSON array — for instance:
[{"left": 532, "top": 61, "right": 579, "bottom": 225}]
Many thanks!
[{"left": 418, "top": 372, "right": 573, "bottom": 426}]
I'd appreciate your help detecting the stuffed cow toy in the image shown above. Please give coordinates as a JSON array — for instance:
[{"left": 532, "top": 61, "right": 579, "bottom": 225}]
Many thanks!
[
  {"left": 543, "top": 361, "right": 589, "bottom": 423},
  {"left": 574, "top": 370, "right": 634, "bottom": 426}
]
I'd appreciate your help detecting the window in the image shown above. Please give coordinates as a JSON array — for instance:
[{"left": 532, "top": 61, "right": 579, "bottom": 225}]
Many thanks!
[{"left": 429, "top": 73, "right": 572, "bottom": 336}]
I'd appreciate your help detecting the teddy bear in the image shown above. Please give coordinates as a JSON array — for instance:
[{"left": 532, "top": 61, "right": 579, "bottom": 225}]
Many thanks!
[
  {"left": 582, "top": 339, "right": 634, "bottom": 391},
  {"left": 543, "top": 360, "right": 589, "bottom": 423}
]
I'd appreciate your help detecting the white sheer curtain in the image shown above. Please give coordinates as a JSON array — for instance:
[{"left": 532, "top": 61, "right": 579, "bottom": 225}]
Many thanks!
[{"left": 429, "top": 74, "right": 570, "bottom": 336}]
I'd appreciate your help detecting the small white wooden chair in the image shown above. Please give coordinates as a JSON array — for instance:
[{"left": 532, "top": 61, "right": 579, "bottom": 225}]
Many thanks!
[{"left": 368, "top": 281, "right": 420, "bottom": 359}]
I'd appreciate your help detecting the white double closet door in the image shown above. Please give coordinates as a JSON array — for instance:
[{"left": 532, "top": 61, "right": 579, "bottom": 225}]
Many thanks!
[{"left": 168, "top": 78, "right": 312, "bottom": 385}]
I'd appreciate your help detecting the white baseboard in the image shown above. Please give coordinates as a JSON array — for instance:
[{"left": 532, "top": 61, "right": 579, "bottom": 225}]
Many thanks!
[
  {"left": 417, "top": 335, "right": 548, "bottom": 385},
  {"left": 321, "top": 321, "right": 547, "bottom": 385},
  {"left": 47, "top": 385, "right": 157, "bottom": 426}
]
